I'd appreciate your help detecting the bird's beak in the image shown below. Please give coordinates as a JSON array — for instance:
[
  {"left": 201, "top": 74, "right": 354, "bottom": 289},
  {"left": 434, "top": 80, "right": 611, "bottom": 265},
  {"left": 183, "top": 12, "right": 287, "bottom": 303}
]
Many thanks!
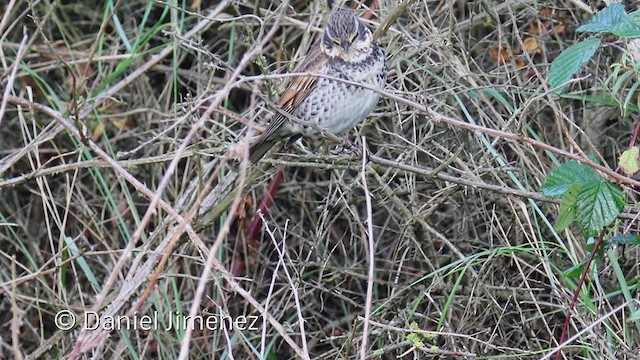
[{"left": 342, "top": 41, "right": 350, "bottom": 52}]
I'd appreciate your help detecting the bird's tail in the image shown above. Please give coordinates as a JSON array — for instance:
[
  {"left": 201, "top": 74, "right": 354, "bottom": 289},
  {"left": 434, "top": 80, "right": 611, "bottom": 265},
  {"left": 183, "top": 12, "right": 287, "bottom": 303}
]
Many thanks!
[{"left": 248, "top": 138, "right": 280, "bottom": 163}]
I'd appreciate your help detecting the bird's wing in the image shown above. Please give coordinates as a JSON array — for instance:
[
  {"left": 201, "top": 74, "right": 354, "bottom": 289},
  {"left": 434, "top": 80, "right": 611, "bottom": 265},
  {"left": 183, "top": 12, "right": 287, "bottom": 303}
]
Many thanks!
[{"left": 253, "top": 44, "right": 328, "bottom": 143}]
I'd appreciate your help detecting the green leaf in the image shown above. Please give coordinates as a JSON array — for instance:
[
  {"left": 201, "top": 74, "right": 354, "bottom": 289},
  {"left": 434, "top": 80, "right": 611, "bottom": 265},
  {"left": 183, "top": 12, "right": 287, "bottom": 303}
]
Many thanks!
[
  {"left": 619, "top": 147, "right": 640, "bottom": 176},
  {"left": 541, "top": 161, "right": 601, "bottom": 197},
  {"left": 480, "top": 88, "right": 514, "bottom": 112},
  {"left": 628, "top": 9, "right": 640, "bottom": 23},
  {"left": 577, "top": 4, "right": 640, "bottom": 38},
  {"left": 549, "top": 38, "right": 601, "bottom": 93},
  {"left": 64, "top": 236, "right": 101, "bottom": 292},
  {"left": 407, "top": 332, "right": 424, "bottom": 348},
  {"left": 585, "top": 235, "right": 600, "bottom": 251},
  {"left": 612, "top": 8, "right": 640, "bottom": 38},
  {"left": 611, "top": 68, "right": 635, "bottom": 95},
  {"left": 555, "top": 184, "right": 580, "bottom": 232},
  {"left": 629, "top": 309, "right": 640, "bottom": 321},
  {"left": 622, "top": 78, "right": 640, "bottom": 116},
  {"left": 577, "top": 3, "right": 625, "bottom": 33},
  {"left": 576, "top": 182, "right": 625, "bottom": 233},
  {"left": 611, "top": 234, "right": 640, "bottom": 245},
  {"left": 563, "top": 262, "right": 586, "bottom": 279},
  {"left": 613, "top": 19, "right": 640, "bottom": 38}
]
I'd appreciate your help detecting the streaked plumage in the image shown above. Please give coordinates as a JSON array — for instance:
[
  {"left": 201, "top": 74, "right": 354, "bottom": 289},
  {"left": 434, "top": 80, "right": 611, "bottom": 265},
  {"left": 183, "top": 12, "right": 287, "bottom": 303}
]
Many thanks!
[{"left": 249, "top": 9, "right": 387, "bottom": 162}]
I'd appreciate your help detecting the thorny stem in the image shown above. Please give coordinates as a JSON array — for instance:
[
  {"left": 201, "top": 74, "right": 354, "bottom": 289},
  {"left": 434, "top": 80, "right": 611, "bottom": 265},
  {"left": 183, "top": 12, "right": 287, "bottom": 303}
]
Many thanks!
[{"left": 555, "top": 230, "right": 606, "bottom": 360}]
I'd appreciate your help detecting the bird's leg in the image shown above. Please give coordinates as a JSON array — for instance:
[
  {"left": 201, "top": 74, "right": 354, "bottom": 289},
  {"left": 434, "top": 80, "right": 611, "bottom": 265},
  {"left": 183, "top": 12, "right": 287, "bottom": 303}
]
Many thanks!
[{"left": 330, "top": 135, "right": 360, "bottom": 156}]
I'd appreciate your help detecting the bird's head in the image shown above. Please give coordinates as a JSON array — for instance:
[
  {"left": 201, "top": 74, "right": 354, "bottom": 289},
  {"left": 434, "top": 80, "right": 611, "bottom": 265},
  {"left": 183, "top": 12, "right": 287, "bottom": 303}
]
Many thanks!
[{"left": 321, "top": 10, "right": 374, "bottom": 63}]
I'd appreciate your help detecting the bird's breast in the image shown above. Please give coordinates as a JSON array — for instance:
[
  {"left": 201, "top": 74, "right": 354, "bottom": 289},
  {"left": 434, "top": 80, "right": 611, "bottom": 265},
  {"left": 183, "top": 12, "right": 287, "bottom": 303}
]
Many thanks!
[{"left": 291, "top": 48, "right": 386, "bottom": 135}]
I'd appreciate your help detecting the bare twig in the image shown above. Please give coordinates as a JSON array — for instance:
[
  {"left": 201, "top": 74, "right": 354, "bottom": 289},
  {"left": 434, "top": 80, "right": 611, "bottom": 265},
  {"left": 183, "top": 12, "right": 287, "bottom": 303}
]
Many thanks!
[
  {"left": 359, "top": 137, "right": 376, "bottom": 360},
  {"left": 0, "top": 32, "right": 27, "bottom": 127},
  {"left": 266, "top": 220, "right": 311, "bottom": 359},
  {"left": 0, "top": 0, "right": 18, "bottom": 39},
  {"left": 9, "top": 256, "right": 24, "bottom": 360}
]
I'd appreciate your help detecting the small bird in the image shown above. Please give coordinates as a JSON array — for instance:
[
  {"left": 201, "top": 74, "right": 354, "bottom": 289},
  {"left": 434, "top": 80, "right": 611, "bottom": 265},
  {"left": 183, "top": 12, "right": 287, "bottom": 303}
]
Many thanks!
[{"left": 248, "top": 9, "right": 387, "bottom": 162}]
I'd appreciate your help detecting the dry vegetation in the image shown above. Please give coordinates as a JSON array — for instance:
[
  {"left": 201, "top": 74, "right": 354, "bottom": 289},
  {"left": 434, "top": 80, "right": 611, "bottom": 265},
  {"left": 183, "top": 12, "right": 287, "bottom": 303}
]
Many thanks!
[{"left": 1, "top": 0, "right": 639, "bottom": 359}]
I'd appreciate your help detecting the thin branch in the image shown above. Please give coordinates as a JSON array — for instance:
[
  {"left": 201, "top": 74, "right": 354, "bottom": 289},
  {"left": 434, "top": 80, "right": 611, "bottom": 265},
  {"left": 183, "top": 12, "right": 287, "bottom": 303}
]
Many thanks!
[
  {"left": 0, "top": 31, "right": 27, "bottom": 127},
  {"left": 359, "top": 137, "right": 376, "bottom": 360}
]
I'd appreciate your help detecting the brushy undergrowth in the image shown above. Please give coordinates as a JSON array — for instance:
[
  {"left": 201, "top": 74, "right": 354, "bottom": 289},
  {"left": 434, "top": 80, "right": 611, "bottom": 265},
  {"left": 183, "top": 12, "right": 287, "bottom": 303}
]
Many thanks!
[{"left": 1, "top": 1, "right": 639, "bottom": 359}]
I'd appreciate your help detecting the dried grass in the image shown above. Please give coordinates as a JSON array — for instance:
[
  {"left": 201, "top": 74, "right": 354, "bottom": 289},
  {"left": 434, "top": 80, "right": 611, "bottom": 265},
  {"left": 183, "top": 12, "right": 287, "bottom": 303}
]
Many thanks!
[{"left": 1, "top": 0, "right": 639, "bottom": 359}]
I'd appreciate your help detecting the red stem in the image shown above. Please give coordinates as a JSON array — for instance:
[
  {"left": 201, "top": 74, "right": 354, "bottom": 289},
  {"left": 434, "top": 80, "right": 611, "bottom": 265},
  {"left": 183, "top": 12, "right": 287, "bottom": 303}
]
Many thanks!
[
  {"left": 246, "top": 167, "right": 285, "bottom": 243},
  {"left": 554, "top": 230, "right": 605, "bottom": 360},
  {"left": 629, "top": 114, "right": 640, "bottom": 147}
]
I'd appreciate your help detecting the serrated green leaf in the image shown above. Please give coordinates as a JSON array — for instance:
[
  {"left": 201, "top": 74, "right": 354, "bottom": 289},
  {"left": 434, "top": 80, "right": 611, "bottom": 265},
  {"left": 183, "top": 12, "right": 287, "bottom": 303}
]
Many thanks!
[
  {"left": 577, "top": 3, "right": 625, "bottom": 33},
  {"left": 576, "top": 182, "right": 625, "bottom": 233},
  {"left": 549, "top": 38, "right": 601, "bottom": 93},
  {"left": 611, "top": 234, "right": 640, "bottom": 244},
  {"left": 613, "top": 19, "right": 640, "bottom": 38},
  {"left": 577, "top": 4, "right": 640, "bottom": 38},
  {"left": 541, "top": 161, "right": 602, "bottom": 197},
  {"left": 555, "top": 184, "right": 580, "bottom": 231},
  {"left": 619, "top": 147, "right": 640, "bottom": 176},
  {"left": 629, "top": 9, "right": 640, "bottom": 19},
  {"left": 613, "top": 8, "right": 640, "bottom": 38}
]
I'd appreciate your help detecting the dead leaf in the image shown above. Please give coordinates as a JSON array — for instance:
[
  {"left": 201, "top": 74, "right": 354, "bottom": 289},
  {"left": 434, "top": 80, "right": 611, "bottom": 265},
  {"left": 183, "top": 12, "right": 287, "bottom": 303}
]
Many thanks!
[
  {"left": 490, "top": 46, "right": 510, "bottom": 65},
  {"left": 92, "top": 122, "right": 105, "bottom": 142},
  {"left": 110, "top": 117, "right": 134, "bottom": 132},
  {"left": 523, "top": 37, "right": 541, "bottom": 54},
  {"left": 190, "top": 0, "right": 202, "bottom": 9},
  {"left": 620, "top": 147, "right": 640, "bottom": 176}
]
